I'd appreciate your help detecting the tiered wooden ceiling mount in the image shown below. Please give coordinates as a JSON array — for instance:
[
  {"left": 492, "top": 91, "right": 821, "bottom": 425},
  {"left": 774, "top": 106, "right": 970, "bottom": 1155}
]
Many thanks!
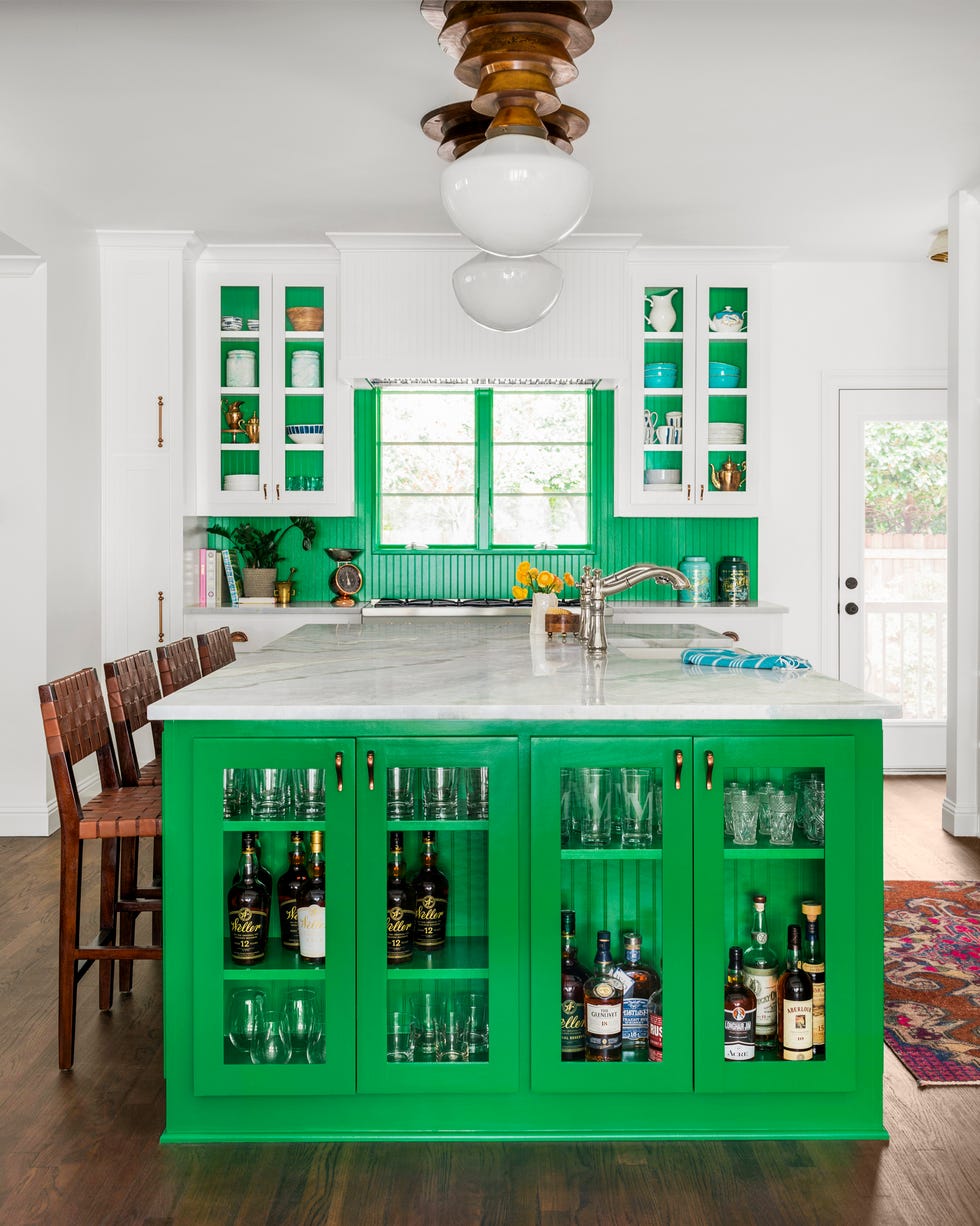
[{"left": 420, "top": 1, "right": 611, "bottom": 159}]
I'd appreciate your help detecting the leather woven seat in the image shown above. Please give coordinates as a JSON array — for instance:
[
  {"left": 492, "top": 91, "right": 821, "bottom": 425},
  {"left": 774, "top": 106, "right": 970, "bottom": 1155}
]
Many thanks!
[
  {"left": 197, "top": 625, "right": 236, "bottom": 676},
  {"left": 156, "top": 636, "right": 202, "bottom": 696},
  {"left": 39, "top": 668, "right": 162, "bottom": 1071}
]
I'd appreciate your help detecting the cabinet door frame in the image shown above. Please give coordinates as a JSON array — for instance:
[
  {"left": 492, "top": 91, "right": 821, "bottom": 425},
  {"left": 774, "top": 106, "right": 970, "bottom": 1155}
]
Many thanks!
[{"left": 528, "top": 735, "right": 695, "bottom": 1095}]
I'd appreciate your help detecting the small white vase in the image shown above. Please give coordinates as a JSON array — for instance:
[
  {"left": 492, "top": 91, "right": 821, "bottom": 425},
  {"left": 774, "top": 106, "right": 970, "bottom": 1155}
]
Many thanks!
[{"left": 530, "top": 591, "right": 558, "bottom": 637}]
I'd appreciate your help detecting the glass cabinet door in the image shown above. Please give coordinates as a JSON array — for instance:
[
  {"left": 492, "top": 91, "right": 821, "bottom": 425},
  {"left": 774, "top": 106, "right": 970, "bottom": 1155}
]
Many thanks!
[
  {"left": 692, "top": 734, "right": 859, "bottom": 1095},
  {"left": 529, "top": 737, "right": 694, "bottom": 1094},
  {"left": 355, "top": 738, "right": 520, "bottom": 1095},
  {"left": 190, "top": 737, "right": 356, "bottom": 1096}
]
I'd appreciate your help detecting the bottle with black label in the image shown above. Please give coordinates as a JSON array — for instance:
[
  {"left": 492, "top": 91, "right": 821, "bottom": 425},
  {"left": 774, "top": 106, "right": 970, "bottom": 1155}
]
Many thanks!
[
  {"left": 276, "top": 831, "right": 307, "bottom": 952},
  {"left": 801, "top": 900, "right": 825, "bottom": 1056},
  {"left": 386, "top": 830, "right": 416, "bottom": 965},
  {"left": 777, "top": 923, "right": 813, "bottom": 1061},
  {"left": 724, "top": 946, "right": 757, "bottom": 1061},
  {"left": 412, "top": 830, "right": 449, "bottom": 951},
  {"left": 227, "top": 832, "right": 270, "bottom": 965},
  {"left": 560, "top": 909, "right": 589, "bottom": 1061}
]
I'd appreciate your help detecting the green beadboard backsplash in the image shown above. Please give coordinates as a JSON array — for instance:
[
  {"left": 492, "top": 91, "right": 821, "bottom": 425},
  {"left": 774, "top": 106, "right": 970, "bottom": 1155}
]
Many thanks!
[{"left": 207, "top": 389, "right": 757, "bottom": 604}]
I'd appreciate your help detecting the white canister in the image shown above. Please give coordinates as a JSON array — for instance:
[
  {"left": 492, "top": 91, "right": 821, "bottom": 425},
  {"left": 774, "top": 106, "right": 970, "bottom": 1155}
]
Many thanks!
[
  {"left": 291, "top": 349, "right": 321, "bottom": 388},
  {"left": 225, "top": 349, "right": 256, "bottom": 387}
]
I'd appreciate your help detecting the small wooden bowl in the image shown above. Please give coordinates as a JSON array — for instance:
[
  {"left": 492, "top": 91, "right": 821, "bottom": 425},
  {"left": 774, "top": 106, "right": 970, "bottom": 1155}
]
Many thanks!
[
  {"left": 286, "top": 306, "right": 324, "bottom": 331},
  {"left": 545, "top": 609, "right": 579, "bottom": 640}
]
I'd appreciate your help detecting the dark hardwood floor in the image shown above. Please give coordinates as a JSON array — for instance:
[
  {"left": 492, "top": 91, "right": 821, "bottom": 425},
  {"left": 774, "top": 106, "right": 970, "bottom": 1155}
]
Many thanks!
[{"left": 2, "top": 777, "right": 979, "bottom": 1225}]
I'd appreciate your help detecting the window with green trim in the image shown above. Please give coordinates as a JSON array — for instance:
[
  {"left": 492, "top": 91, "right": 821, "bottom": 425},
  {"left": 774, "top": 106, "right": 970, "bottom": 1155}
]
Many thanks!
[{"left": 377, "top": 385, "right": 591, "bottom": 548}]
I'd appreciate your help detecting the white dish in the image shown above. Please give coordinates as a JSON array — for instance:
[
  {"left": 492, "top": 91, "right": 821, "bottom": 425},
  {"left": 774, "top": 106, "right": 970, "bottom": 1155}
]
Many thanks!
[{"left": 643, "top": 468, "right": 682, "bottom": 485}]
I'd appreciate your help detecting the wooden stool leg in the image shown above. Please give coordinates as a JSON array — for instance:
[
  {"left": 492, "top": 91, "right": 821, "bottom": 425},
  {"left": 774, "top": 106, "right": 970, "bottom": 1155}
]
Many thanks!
[
  {"left": 117, "top": 838, "right": 138, "bottom": 994},
  {"left": 151, "top": 835, "right": 163, "bottom": 946},
  {"left": 98, "top": 838, "right": 117, "bottom": 1012},
  {"left": 59, "top": 836, "right": 82, "bottom": 1072}
]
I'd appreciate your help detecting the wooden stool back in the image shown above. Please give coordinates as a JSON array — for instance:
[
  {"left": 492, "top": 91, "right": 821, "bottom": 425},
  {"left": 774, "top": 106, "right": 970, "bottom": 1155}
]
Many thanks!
[
  {"left": 156, "top": 636, "right": 202, "bottom": 696},
  {"left": 197, "top": 625, "right": 236, "bottom": 676},
  {"left": 104, "top": 649, "right": 163, "bottom": 787}
]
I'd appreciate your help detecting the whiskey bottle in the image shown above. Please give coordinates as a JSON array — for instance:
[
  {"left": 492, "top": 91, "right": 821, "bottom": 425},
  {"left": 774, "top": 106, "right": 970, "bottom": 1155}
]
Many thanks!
[
  {"left": 620, "top": 931, "right": 661, "bottom": 1052},
  {"left": 386, "top": 831, "right": 416, "bottom": 965},
  {"left": 801, "top": 900, "right": 825, "bottom": 1056},
  {"left": 584, "top": 930, "right": 623, "bottom": 1062},
  {"left": 297, "top": 829, "right": 326, "bottom": 965},
  {"left": 742, "top": 894, "right": 779, "bottom": 1050},
  {"left": 227, "top": 832, "right": 270, "bottom": 965},
  {"left": 412, "top": 830, "right": 449, "bottom": 951},
  {"left": 647, "top": 959, "right": 663, "bottom": 1062},
  {"left": 777, "top": 923, "right": 813, "bottom": 1061},
  {"left": 560, "top": 909, "right": 589, "bottom": 1061},
  {"left": 276, "top": 831, "right": 307, "bottom": 952},
  {"left": 724, "top": 946, "right": 757, "bottom": 1061}
]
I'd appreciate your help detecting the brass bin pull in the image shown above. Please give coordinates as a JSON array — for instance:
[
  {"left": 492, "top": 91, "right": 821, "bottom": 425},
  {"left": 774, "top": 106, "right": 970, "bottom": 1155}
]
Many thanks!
[
  {"left": 674, "top": 749, "right": 683, "bottom": 789},
  {"left": 157, "top": 395, "right": 164, "bottom": 449},
  {"left": 157, "top": 591, "right": 164, "bottom": 643},
  {"left": 335, "top": 751, "right": 344, "bottom": 791},
  {"left": 366, "top": 750, "right": 375, "bottom": 790},
  {"left": 705, "top": 750, "right": 715, "bottom": 790}
]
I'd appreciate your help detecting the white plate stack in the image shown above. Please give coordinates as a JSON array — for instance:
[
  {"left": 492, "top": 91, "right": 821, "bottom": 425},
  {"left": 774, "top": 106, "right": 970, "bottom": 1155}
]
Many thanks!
[
  {"left": 223, "top": 473, "right": 260, "bottom": 492},
  {"left": 706, "top": 423, "right": 745, "bottom": 447}
]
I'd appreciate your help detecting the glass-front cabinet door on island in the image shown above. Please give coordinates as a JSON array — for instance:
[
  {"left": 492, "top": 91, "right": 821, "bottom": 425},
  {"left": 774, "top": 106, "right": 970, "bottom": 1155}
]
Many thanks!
[
  {"left": 615, "top": 265, "right": 768, "bottom": 518},
  {"left": 195, "top": 260, "right": 353, "bottom": 517},
  {"left": 190, "top": 737, "right": 356, "bottom": 1096}
]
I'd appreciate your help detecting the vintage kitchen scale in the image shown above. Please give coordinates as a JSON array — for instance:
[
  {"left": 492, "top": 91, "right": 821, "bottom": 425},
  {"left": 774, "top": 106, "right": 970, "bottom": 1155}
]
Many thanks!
[{"left": 325, "top": 548, "right": 364, "bottom": 606}]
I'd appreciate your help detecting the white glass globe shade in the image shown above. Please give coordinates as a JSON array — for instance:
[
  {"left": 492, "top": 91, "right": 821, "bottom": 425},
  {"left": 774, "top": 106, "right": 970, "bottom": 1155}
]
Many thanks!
[
  {"left": 452, "top": 252, "right": 563, "bottom": 333},
  {"left": 441, "top": 133, "right": 592, "bottom": 257}
]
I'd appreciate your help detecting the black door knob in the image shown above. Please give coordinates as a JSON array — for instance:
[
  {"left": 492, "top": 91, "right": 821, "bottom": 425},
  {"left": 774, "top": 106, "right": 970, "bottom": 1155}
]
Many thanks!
[
  {"left": 845, "top": 576, "right": 858, "bottom": 590},
  {"left": 844, "top": 602, "right": 859, "bottom": 615}
]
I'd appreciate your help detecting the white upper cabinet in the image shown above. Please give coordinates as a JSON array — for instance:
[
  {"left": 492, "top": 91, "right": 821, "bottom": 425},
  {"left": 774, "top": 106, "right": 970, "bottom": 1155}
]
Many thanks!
[{"left": 615, "top": 263, "right": 769, "bottom": 517}]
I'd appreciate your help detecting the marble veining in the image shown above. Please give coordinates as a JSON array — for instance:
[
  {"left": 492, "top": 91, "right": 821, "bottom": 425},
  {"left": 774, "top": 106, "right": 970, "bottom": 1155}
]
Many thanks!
[{"left": 148, "top": 619, "right": 898, "bottom": 723}]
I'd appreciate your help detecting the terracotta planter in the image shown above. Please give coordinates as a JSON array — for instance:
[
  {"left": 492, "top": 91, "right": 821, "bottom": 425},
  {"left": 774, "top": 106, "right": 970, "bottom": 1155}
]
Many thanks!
[{"left": 242, "top": 567, "right": 276, "bottom": 599}]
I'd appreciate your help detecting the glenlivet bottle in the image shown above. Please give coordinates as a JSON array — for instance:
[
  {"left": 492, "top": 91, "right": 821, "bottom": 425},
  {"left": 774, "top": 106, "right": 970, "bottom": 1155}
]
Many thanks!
[
  {"left": 297, "top": 829, "right": 326, "bottom": 966},
  {"left": 560, "top": 909, "right": 589, "bottom": 1061},
  {"left": 386, "top": 831, "right": 416, "bottom": 965},
  {"left": 620, "top": 931, "right": 660, "bottom": 1053},
  {"left": 724, "top": 946, "right": 757, "bottom": 1061},
  {"left": 801, "top": 900, "right": 825, "bottom": 1056},
  {"left": 777, "top": 923, "right": 813, "bottom": 1061},
  {"left": 276, "top": 831, "right": 307, "bottom": 952},
  {"left": 584, "top": 930, "right": 623, "bottom": 1062},
  {"left": 227, "top": 832, "right": 270, "bottom": 965},
  {"left": 742, "top": 894, "right": 779, "bottom": 1050},
  {"left": 412, "top": 830, "right": 449, "bottom": 952}
]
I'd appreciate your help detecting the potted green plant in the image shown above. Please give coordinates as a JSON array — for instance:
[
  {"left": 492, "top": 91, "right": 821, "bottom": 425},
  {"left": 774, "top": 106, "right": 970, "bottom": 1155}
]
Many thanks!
[{"left": 208, "top": 518, "right": 317, "bottom": 598}]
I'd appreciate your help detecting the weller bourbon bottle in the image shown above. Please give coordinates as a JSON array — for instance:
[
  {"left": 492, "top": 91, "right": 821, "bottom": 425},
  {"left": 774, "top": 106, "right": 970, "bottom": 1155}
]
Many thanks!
[
  {"left": 297, "top": 830, "right": 326, "bottom": 966},
  {"left": 412, "top": 830, "right": 449, "bottom": 951},
  {"left": 228, "top": 832, "right": 270, "bottom": 965},
  {"left": 276, "top": 831, "right": 307, "bottom": 952},
  {"left": 386, "top": 831, "right": 416, "bottom": 965},
  {"left": 560, "top": 909, "right": 589, "bottom": 1061}
]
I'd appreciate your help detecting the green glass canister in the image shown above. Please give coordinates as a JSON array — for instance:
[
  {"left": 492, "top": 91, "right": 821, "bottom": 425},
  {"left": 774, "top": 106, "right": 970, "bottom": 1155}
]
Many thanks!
[
  {"left": 717, "top": 555, "right": 750, "bottom": 604},
  {"left": 679, "top": 555, "right": 711, "bottom": 604}
]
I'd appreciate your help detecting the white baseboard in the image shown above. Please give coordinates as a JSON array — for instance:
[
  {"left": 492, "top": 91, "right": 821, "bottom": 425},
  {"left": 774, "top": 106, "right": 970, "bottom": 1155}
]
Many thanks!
[
  {"left": 0, "top": 765, "right": 103, "bottom": 838},
  {"left": 942, "top": 796, "right": 980, "bottom": 838}
]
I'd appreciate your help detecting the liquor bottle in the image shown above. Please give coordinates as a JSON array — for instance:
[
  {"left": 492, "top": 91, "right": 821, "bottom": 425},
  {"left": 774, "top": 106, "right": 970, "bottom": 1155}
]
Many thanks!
[
  {"left": 297, "top": 829, "right": 326, "bottom": 965},
  {"left": 742, "top": 894, "right": 779, "bottom": 1050},
  {"left": 276, "top": 831, "right": 307, "bottom": 952},
  {"left": 560, "top": 909, "right": 589, "bottom": 1061},
  {"left": 647, "top": 958, "right": 664, "bottom": 1062},
  {"left": 777, "top": 923, "right": 813, "bottom": 1061},
  {"left": 412, "top": 830, "right": 449, "bottom": 951},
  {"left": 724, "top": 946, "right": 757, "bottom": 1061},
  {"left": 227, "top": 832, "right": 270, "bottom": 965},
  {"left": 584, "top": 930, "right": 623, "bottom": 1062},
  {"left": 801, "top": 900, "right": 825, "bottom": 1056},
  {"left": 251, "top": 834, "right": 275, "bottom": 898},
  {"left": 386, "top": 831, "right": 416, "bottom": 965},
  {"left": 620, "top": 931, "right": 661, "bottom": 1052}
]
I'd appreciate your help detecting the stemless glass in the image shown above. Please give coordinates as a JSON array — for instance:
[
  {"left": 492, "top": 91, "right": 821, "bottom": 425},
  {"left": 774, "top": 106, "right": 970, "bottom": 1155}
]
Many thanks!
[
  {"left": 767, "top": 790, "right": 798, "bottom": 846},
  {"left": 411, "top": 991, "right": 441, "bottom": 1058},
  {"left": 463, "top": 766, "right": 490, "bottom": 820},
  {"left": 279, "top": 987, "right": 321, "bottom": 1063},
  {"left": 619, "top": 768, "right": 653, "bottom": 848},
  {"left": 436, "top": 998, "right": 470, "bottom": 1062},
  {"left": 227, "top": 987, "right": 268, "bottom": 1056},
  {"left": 422, "top": 767, "right": 459, "bottom": 821},
  {"left": 461, "top": 991, "right": 489, "bottom": 1061},
  {"left": 292, "top": 769, "right": 325, "bottom": 819},
  {"left": 803, "top": 777, "right": 825, "bottom": 845},
  {"left": 250, "top": 1019, "right": 289, "bottom": 1065},
  {"left": 560, "top": 767, "right": 581, "bottom": 847},
  {"left": 577, "top": 768, "right": 612, "bottom": 848},
  {"left": 223, "top": 768, "right": 248, "bottom": 818},
  {"left": 755, "top": 780, "right": 775, "bottom": 837},
  {"left": 250, "top": 768, "right": 288, "bottom": 819},
  {"left": 730, "top": 789, "right": 760, "bottom": 846},
  {"left": 387, "top": 766, "right": 416, "bottom": 821},
  {"left": 388, "top": 1009, "right": 415, "bottom": 1062}
]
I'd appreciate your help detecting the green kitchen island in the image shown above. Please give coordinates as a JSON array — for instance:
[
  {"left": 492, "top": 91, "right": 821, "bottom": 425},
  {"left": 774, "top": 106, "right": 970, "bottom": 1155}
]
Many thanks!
[{"left": 149, "top": 618, "right": 895, "bottom": 1142}]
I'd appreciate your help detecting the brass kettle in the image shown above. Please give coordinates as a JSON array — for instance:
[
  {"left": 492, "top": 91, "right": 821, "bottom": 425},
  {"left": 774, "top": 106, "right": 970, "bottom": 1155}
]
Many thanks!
[{"left": 710, "top": 456, "right": 746, "bottom": 492}]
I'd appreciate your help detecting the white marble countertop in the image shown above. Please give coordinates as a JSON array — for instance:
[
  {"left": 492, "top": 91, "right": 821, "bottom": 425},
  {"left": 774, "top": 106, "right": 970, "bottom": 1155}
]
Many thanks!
[{"left": 148, "top": 618, "right": 898, "bottom": 723}]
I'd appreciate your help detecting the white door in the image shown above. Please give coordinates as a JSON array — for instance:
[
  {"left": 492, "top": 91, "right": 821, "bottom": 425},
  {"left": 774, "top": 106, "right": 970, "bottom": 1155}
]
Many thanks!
[{"left": 839, "top": 388, "right": 948, "bottom": 771}]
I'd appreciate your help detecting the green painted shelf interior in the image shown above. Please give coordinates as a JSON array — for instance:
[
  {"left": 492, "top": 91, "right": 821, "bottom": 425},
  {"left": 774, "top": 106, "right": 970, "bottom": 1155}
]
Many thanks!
[
  {"left": 220, "top": 285, "right": 260, "bottom": 323},
  {"left": 208, "top": 389, "right": 758, "bottom": 603},
  {"left": 644, "top": 286, "right": 685, "bottom": 333}
]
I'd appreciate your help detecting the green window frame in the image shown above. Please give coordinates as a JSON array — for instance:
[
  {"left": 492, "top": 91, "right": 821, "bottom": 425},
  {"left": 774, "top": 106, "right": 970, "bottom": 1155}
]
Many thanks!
[{"left": 376, "top": 385, "right": 593, "bottom": 551}]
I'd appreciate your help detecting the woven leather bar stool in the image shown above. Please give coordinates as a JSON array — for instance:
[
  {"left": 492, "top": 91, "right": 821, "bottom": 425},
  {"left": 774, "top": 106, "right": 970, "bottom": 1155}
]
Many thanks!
[
  {"left": 104, "top": 649, "right": 165, "bottom": 962},
  {"left": 156, "top": 635, "right": 202, "bottom": 696},
  {"left": 197, "top": 625, "right": 236, "bottom": 676},
  {"left": 39, "top": 668, "right": 162, "bottom": 1071}
]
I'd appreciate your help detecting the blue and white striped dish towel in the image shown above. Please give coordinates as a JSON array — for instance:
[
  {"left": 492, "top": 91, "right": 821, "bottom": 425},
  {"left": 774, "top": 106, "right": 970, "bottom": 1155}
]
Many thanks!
[{"left": 681, "top": 649, "right": 812, "bottom": 671}]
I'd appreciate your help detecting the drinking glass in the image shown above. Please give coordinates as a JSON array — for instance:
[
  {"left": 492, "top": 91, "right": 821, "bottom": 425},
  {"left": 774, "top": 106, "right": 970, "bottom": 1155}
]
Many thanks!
[
  {"left": 422, "top": 766, "right": 458, "bottom": 821},
  {"left": 292, "top": 769, "right": 325, "bottom": 819},
  {"left": 463, "top": 766, "right": 489, "bottom": 820},
  {"left": 803, "top": 777, "right": 825, "bottom": 845},
  {"left": 653, "top": 780, "right": 663, "bottom": 836},
  {"left": 767, "top": 790, "right": 797, "bottom": 846},
  {"left": 436, "top": 998, "right": 470, "bottom": 1062},
  {"left": 577, "top": 768, "right": 612, "bottom": 848},
  {"left": 250, "top": 1020, "right": 289, "bottom": 1065},
  {"left": 388, "top": 1009, "right": 415, "bottom": 1062},
  {"left": 560, "top": 767, "right": 581, "bottom": 847},
  {"left": 223, "top": 768, "right": 248, "bottom": 818},
  {"left": 461, "top": 991, "right": 489, "bottom": 1061},
  {"left": 250, "top": 768, "right": 287, "bottom": 819},
  {"left": 279, "top": 987, "right": 321, "bottom": 1063},
  {"left": 723, "top": 780, "right": 739, "bottom": 838},
  {"left": 730, "top": 789, "right": 760, "bottom": 846},
  {"left": 755, "top": 780, "right": 775, "bottom": 836},
  {"left": 387, "top": 766, "right": 415, "bottom": 821},
  {"left": 227, "top": 987, "right": 268, "bottom": 1056},
  {"left": 619, "top": 768, "right": 653, "bottom": 848},
  {"left": 411, "top": 991, "right": 441, "bottom": 1057}
]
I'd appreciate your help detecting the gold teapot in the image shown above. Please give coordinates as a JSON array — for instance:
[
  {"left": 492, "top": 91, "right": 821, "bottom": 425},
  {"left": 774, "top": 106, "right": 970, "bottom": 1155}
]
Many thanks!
[
  {"left": 710, "top": 456, "right": 746, "bottom": 492},
  {"left": 243, "top": 414, "right": 260, "bottom": 444}
]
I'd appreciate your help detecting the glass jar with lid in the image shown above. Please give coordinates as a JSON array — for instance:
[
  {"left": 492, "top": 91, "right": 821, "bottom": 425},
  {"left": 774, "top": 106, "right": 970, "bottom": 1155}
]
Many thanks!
[
  {"left": 291, "top": 350, "right": 321, "bottom": 388},
  {"left": 717, "top": 556, "right": 750, "bottom": 604}
]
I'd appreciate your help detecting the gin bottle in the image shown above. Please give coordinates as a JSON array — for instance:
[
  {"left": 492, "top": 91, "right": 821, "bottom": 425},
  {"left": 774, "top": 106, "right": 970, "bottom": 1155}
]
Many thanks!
[{"left": 742, "top": 894, "right": 779, "bottom": 1049}]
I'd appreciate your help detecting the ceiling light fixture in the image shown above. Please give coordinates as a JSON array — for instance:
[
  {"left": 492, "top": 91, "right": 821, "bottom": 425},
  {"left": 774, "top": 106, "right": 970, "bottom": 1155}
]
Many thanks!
[
  {"left": 452, "top": 252, "right": 564, "bottom": 332},
  {"left": 928, "top": 228, "right": 949, "bottom": 262}
]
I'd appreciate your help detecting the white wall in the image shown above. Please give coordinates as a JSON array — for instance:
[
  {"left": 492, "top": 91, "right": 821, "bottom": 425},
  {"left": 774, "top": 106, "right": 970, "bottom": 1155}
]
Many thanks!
[{"left": 764, "top": 262, "right": 948, "bottom": 670}]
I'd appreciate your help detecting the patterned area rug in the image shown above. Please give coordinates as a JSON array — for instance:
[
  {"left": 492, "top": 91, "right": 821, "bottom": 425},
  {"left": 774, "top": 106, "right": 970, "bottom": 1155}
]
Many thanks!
[{"left": 884, "top": 881, "right": 980, "bottom": 1086}]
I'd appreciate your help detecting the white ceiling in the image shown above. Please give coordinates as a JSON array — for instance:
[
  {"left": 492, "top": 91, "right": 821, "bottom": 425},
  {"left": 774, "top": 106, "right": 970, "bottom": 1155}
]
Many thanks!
[{"left": 1, "top": 0, "right": 977, "bottom": 259}]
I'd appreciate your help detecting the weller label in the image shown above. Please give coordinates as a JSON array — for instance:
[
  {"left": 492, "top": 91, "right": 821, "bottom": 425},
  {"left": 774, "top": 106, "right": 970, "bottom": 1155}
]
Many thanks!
[{"left": 561, "top": 999, "right": 585, "bottom": 1054}]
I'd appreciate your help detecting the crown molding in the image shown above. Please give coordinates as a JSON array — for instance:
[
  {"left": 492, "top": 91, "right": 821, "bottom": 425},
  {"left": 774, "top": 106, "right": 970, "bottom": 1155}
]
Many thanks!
[
  {"left": 198, "top": 242, "right": 339, "bottom": 264},
  {"left": 629, "top": 244, "right": 788, "bottom": 264},
  {"left": 0, "top": 252, "right": 43, "bottom": 277}
]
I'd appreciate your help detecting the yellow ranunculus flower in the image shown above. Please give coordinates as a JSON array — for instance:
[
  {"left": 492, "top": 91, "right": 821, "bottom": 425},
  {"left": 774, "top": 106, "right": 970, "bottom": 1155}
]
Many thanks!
[
  {"left": 515, "top": 561, "right": 531, "bottom": 585},
  {"left": 512, "top": 584, "right": 528, "bottom": 600},
  {"left": 563, "top": 572, "right": 575, "bottom": 588},
  {"left": 550, "top": 577, "right": 563, "bottom": 593},
  {"left": 529, "top": 567, "right": 539, "bottom": 581},
  {"left": 537, "top": 570, "right": 555, "bottom": 589}
]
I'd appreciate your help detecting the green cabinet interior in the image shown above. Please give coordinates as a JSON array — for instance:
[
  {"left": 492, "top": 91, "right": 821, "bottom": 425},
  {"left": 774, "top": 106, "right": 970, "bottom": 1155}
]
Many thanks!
[{"left": 161, "top": 718, "right": 885, "bottom": 1143}]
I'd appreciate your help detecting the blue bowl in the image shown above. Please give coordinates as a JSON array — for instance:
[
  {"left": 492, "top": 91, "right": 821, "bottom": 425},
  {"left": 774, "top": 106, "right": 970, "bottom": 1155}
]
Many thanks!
[
  {"left": 708, "top": 361, "right": 741, "bottom": 388},
  {"left": 644, "top": 368, "right": 677, "bottom": 388}
]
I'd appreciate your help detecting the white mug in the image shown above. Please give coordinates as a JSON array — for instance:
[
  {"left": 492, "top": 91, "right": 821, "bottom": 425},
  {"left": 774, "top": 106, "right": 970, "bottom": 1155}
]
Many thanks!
[
  {"left": 666, "top": 411, "right": 683, "bottom": 427},
  {"left": 655, "top": 425, "right": 671, "bottom": 444},
  {"left": 671, "top": 427, "right": 683, "bottom": 444}
]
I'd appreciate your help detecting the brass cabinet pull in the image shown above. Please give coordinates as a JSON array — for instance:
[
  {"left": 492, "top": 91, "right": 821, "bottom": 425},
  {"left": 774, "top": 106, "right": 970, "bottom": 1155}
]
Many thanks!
[
  {"left": 686, "top": 483, "right": 692, "bottom": 502},
  {"left": 157, "top": 395, "right": 164, "bottom": 448},
  {"left": 335, "top": 751, "right": 344, "bottom": 791},
  {"left": 276, "top": 483, "right": 281, "bottom": 500},
  {"left": 674, "top": 749, "right": 683, "bottom": 789},
  {"left": 705, "top": 749, "right": 715, "bottom": 790},
  {"left": 367, "top": 750, "right": 375, "bottom": 790},
  {"left": 263, "top": 483, "right": 268, "bottom": 500},
  {"left": 700, "top": 483, "right": 705, "bottom": 501},
  {"left": 157, "top": 591, "right": 165, "bottom": 643}
]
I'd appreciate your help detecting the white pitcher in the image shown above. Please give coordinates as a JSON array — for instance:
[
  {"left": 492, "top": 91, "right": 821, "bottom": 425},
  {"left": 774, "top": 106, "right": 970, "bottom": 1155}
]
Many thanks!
[{"left": 646, "top": 289, "right": 678, "bottom": 334}]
